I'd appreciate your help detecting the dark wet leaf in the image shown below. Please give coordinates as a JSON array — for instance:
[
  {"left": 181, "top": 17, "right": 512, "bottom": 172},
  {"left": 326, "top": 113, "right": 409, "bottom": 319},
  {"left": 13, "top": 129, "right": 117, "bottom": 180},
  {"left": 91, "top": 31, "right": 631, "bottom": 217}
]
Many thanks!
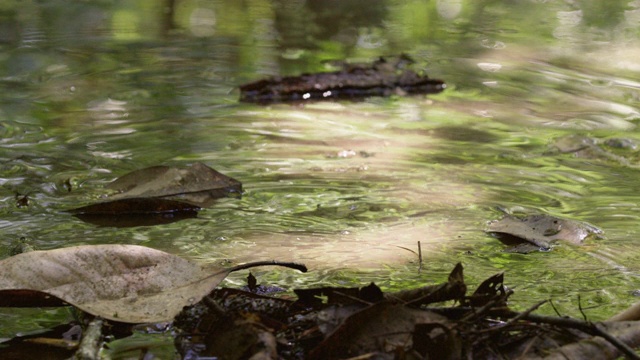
[
  {"left": 0, "top": 245, "right": 306, "bottom": 323},
  {"left": 294, "top": 282, "right": 384, "bottom": 307},
  {"left": 413, "top": 323, "right": 462, "bottom": 360},
  {"left": 487, "top": 213, "right": 603, "bottom": 249},
  {"left": 0, "top": 289, "right": 67, "bottom": 307},
  {"left": 70, "top": 197, "right": 200, "bottom": 215},
  {"left": 465, "top": 272, "right": 508, "bottom": 307},
  {"left": 69, "top": 198, "right": 199, "bottom": 227},
  {"left": 239, "top": 55, "right": 445, "bottom": 104},
  {"left": 0, "top": 324, "right": 77, "bottom": 360},
  {"left": 246, "top": 272, "right": 257, "bottom": 293},
  {"left": 309, "top": 301, "right": 449, "bottom": 360},
  {"left": 202, "top": 314, "right": 278, "bottom": 360},
  {"left": 392, "top": 262, "right": 466, "bottom": 306}
]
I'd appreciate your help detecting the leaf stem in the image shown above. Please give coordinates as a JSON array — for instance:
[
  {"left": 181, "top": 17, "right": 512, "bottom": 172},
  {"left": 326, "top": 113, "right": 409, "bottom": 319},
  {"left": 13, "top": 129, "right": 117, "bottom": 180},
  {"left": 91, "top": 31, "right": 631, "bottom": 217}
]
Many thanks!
[{"left": 227, "top": 260, "right": 308, "bottom": 274}]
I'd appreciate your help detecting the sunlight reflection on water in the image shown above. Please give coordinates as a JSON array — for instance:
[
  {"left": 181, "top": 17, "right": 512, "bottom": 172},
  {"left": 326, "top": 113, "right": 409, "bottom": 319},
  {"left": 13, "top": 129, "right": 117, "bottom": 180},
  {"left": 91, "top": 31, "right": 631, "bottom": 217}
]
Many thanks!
[{"left": 3, "top": 3, "right": 640, "bottom": 336}]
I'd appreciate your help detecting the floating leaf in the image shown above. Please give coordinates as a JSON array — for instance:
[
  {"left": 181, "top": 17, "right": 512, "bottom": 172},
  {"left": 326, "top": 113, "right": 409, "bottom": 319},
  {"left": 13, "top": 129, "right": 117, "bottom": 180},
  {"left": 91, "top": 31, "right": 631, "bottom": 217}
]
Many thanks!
[
  {"left": 0, "top": 245, "right": 306, "bottom": 323},
  {"left": 107, "top": 162, "right": 242, "bottom": 206},
  {"left": 69, "top": 162, "right": 242, "bottom": 226},
  {"left": 487, "top": 213, "right": 603, "bottom": 249}
]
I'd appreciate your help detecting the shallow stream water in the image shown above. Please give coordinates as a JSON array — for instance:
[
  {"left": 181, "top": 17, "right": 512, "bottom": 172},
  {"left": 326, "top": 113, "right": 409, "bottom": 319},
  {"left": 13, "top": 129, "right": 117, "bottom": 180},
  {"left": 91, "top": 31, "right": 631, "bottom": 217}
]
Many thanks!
[{"left": 3, "top": 0, "right": 640, "bottom": 348}]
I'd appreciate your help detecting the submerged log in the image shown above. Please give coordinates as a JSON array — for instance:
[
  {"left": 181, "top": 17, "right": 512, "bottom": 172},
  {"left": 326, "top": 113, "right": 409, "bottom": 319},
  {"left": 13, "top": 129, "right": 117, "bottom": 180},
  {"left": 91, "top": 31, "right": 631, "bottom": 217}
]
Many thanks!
[{"left": 239, "top": 55, "right": 446, "bottom": 104}]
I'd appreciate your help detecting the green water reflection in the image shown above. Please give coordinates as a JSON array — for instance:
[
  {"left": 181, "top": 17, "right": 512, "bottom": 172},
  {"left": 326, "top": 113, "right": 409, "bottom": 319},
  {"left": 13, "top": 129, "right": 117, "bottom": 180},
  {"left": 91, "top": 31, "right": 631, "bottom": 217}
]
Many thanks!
[{"left": 2, "top": 0, "right": 640, "bottom": 351}]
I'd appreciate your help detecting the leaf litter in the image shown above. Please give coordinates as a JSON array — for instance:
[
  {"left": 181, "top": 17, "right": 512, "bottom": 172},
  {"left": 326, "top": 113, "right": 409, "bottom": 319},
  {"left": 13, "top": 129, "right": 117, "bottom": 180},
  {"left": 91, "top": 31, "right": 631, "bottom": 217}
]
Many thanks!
[{"left": 3, "top": 249, "right": 640, "bottom": 360}]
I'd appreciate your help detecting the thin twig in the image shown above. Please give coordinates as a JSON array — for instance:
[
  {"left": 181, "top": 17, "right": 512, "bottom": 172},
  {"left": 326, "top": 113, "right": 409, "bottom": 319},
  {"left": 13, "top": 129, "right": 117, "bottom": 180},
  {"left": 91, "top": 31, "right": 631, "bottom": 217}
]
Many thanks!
[
  {"left": 202, "top": 296, "right": 226, "bottom": 317},
  {"left": 502, "top": 311, "right": 640, "bottom": 360},
  {"left": 592, "top": 323, "right": 640, "bottom": 360},
  {"left": 332, "top": 291, "right": 374, "bottom": 306},
  {"left": 394, "top": 246, "right": 417, "bottom": 255},
  {"left": 549, "top": 299, "right": 562, "bottom": 317},
  {"left": 475, "top": 300, "right": 547, "bottom": 335},
  {"left": 578, "top": 294, "right": 588, "bottom": 322},
  {"left": 227, "top": 260, "right": 308, "bottom": 273},
  {"left": 418, "top": 241, "right": 423, "bottom": 274}
]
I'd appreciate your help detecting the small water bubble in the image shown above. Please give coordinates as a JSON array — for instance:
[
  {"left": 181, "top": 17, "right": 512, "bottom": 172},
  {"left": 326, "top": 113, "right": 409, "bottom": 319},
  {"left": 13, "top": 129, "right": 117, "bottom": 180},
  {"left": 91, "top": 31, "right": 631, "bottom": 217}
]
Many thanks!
[
  {"left": 340, "top": 230, "right": 350, "bottom": 235},
  {"left": 215, "top": 236, "right": 228, "bottom": 241}
]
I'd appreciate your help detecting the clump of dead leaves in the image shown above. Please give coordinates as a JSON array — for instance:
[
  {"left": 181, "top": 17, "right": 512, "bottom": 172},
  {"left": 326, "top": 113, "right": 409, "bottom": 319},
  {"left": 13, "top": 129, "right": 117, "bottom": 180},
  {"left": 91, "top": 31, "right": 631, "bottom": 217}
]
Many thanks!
[{"left": 173, "top": 263, "right": 640, "bottom": 360}]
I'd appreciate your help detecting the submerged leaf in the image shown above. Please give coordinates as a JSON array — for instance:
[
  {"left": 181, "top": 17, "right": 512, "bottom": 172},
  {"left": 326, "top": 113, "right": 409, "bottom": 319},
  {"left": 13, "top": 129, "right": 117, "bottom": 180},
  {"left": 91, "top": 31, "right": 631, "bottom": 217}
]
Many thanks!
[
  {"left": 487, "top": 213, "right": 603, "bottom": 249},
  {"left": 0, "top": 245, "right": 305, "bottom": 323},
  {"left": 69, "top": 198, "right": 199, "bottom": 227}
]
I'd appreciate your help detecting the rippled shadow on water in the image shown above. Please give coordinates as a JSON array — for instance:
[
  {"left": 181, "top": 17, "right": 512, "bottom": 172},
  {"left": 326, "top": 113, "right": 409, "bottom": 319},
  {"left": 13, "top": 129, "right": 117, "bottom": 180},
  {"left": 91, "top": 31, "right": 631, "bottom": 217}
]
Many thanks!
[{"left": 3, "top": 3, "right": 640, "bottom": 344}]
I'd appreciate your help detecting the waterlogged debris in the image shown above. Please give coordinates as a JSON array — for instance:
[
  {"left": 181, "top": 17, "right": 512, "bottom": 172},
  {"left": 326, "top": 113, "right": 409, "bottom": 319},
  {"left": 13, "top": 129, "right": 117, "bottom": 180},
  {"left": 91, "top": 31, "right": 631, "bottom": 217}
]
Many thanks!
[
  {"left": 0, "top": 244, "right": 306, "bottom": 323},
  {"left": 15, "top": 192, "right": 29, "bottom": 208},
  {"left": 69, "top": 198, "right": 200, "bottom": 227},
  {"left": 239, "top": 55, "right": 446, "bottom": 104},
  {"left": 179, "top": 263, "right": 640, "bottom": 359},
  {"left": 69, "top": 162, "right": 242, "bottom": 226},
  {"left": 309, "top": 302, "right": 449, "bottom": 360},
  {"left": 177, "top": 263, "right": 468, "bottom": 360},
  {"left": 487, "top": 213, "right": 603, "bottom": 250}
]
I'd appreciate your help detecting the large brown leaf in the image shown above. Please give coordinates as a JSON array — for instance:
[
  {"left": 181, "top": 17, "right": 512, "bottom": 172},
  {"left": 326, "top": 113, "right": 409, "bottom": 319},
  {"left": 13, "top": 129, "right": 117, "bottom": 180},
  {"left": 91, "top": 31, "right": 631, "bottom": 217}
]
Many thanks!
[
  {"left": 0, "top": 245, "right": 305, "bottom": 323},
  {"left": 107, "top": 162, "right": 242, "bottom": 206},
  {"left": 69, "top": 162, "right": 242, "bottom": 226}
]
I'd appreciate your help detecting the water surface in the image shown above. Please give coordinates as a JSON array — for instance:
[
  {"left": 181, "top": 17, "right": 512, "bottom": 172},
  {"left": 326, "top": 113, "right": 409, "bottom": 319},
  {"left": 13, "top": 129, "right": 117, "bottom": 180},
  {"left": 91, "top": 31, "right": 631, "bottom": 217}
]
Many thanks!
[{"left": 2, "top": 0, "right": 640, "bottom": 343}]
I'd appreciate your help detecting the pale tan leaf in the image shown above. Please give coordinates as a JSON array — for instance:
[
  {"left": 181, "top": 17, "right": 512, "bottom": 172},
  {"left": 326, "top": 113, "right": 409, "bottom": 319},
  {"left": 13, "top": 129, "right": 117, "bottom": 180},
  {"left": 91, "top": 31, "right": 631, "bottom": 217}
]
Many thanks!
[
  {"left": 487, "top": 213, "right": 603, "bottom": 248},
  {"left": 0, "top": 245, "right": 227, "bottom": 323}
]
